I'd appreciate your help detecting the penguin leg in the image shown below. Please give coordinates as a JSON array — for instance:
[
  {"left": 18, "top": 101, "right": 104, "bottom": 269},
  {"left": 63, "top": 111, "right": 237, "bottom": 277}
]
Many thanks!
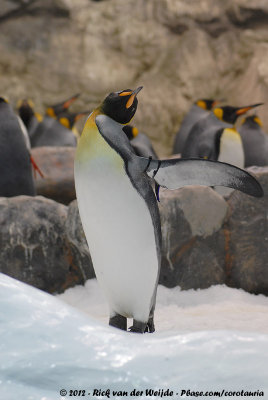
[
  {"left": 109, "top": 313, "right": 127, "bottom": 331},
  {"left": 129, "top": 320, "right": 147, "bottom": 334},
  {"left": 145, "top": 305, "right": 155, "bottom": 333}
]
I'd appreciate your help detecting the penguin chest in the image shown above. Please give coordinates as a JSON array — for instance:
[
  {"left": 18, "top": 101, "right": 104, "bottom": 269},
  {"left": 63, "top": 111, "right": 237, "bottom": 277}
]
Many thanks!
[
  {"left": 218, "top": 128, "right": 245, "bottom": 168},
  {"left": 216, "top": 128, "right": 245, "bottom": 197},
  {"left": 74, "top": 131, "right": 158, "bottom": 321}
]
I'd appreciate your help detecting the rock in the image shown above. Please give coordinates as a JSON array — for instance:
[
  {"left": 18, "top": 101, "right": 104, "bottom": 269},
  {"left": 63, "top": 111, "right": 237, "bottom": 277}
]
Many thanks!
[
  {"left": 65, "top": 200, "right": 95, "bottom": 281},
  {"left": 32, "top": 146, "right": 76, "bottom": 205},
  {"left": 1, "top": 0, "right": 268, "bottom": 156},
  {"left": 225, "top": 167, "right": 268, "bottom": 295},
  {"left": 159, "top": 186, "right": 228, "bottom": 289},
  {"left": 0, "top": 195, "right": 86, "bottom": 293}
]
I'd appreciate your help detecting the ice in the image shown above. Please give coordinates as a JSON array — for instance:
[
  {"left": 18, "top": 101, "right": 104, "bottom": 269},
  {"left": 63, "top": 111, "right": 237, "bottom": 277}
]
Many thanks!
[{"left": 0, "top": 273, "right": 268, "bottom": 400}]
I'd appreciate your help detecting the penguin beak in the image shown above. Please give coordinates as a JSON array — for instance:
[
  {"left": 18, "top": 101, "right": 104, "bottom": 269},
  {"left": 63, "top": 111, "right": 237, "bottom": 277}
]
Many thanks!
[
  {"left": 126, "top": 86, "right": 143, "bottom": 109},
  {"left": 63, "top": 93, "right": 80, "bottom": 110},
  {"left": 236, "top": 103, "right": 263, "bottom": 115}
]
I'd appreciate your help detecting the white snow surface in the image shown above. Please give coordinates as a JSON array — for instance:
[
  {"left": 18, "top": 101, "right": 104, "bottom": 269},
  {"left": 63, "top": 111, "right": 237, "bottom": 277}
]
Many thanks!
[{"left": 0, "top": 273, "right": 268, "bottom": 400}]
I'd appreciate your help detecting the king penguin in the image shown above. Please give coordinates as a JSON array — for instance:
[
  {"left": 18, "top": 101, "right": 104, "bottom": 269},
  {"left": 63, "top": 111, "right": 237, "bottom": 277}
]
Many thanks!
[
  {"left": 74, "top": 87, "right": 263, "bottom": 333},
  {"left": 182, "top": 103, "right": 263, "bottom": 160},
  {"left": 17, "top": 99, "right": 43, "bottom": 140},
  {"left": 173, "top": 99, "right": 218, "bottom": 155},
  {"left": 45, "top": 93, "right": 80, "bottom": 119},
  {"left": 122, "top": 124, "right": 159, "bottom": 159},
  {"left": 238, "top": 115, "right": 268, "bottom": 167},
  {"left": 0, "top": 98, "right": 36, "bottom": 197}
]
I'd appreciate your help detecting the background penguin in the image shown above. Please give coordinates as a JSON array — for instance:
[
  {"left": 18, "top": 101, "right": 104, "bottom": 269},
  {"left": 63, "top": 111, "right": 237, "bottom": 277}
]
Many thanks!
[
  {"left": 122, "top": 124, "right": 159, "bottom": 159},
  {"left": 74, "top": 87, "right": 263, "bottom": 334},
  {"left": 0, "top": 98, "right": 36, "bottom": 196},
  {"left": 57, "top": 110, "right": 90, "bottom": 139},
  {"left": 182, "top": 103, "right": 263, "bottom": 160},
  {"left": 238, "top": 115, "right": 268, "bottom": 167},
  {"left": 17, "top": 99, "right": 43, "bottom": 140},
  {"left": 173, "top": 99, "right": 218, "bottom": 155},
  {"left": 45, "top": 93, "right": 80, "bottom": 119},
  {"left": 30, "top": 115, "right": 78, "bottom": 147}
]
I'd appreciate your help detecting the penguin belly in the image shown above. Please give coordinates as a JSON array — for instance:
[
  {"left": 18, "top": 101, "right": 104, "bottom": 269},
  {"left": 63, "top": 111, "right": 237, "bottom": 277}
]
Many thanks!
[
  {"left": 75, "top": 135, "right": 158, "bottom": 323},
  {"left": 215, "top": 128, "right": 245, "bottom": 196}
]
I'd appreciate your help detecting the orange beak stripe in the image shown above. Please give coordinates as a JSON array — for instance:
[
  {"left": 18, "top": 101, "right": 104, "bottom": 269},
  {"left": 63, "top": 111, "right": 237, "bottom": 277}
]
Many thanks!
[
  {"left": 63, "top": 94, "right": 80, "bottom": 109},
  {"left": 119, "top": 91, "right": 132, "bottom": 97},
  {"left": 126, "top": 93, "right": 136, "bottom": 109},
  {"left": 236, "top": 106, "right": 253, "bottom": 116}
]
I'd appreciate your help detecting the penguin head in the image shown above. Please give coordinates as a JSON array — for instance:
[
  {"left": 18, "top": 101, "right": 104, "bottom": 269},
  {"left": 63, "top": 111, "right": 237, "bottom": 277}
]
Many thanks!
[
  {"left": 46, "top": 93, "right": 80, "bottom": 118},
  {"left": 17, "top": 99, "right": 35, "bottom": 126},
  {"left": 196, "top": 99, "right": 218, "bottom": 111},
  {"left": 0, "top": 97, "right": 9, "bottom": 104},
  {"left": 122, "top": 125, "right": 139, "bottom": 140},
  {"left": 58, "top": 111, "right": 90, "bottom": 129},
  {"left": 101, "top": 87, "right": 143, "bottom": 124},
  {"left": 241, "top": 115, "right": 263, "bottom": 128},
  {"left": 213, "top": 103, "right": 263, "bottom": 124}
]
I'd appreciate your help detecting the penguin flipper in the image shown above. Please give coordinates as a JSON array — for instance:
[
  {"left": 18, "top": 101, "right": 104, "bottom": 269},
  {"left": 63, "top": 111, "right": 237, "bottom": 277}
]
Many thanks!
[{"left": 140, "top": 157, "right": 263, "bottom": 198}]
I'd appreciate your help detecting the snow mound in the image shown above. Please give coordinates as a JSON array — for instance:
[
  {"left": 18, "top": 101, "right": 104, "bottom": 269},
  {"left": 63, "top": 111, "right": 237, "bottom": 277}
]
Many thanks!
[{"left": 0, "top": 273, "right": 267, "bottom": 400}]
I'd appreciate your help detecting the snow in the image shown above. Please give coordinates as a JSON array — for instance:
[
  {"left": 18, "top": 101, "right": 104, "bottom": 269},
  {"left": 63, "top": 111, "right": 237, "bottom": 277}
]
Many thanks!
[
  {"left": 58, "top": 279, "right": 268, "bottom": 334},
  {"left": 0, "top": 273, "right": 268, "bottom": 400}
]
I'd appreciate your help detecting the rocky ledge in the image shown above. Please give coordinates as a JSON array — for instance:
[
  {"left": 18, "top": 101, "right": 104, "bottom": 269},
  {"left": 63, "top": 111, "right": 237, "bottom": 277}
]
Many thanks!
[{"left": 0, "top": 167, "right": 267, "bottom": 295}]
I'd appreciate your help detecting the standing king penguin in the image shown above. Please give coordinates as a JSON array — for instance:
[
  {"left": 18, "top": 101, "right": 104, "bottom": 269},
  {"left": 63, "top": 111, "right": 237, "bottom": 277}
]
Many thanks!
[
  {"left": 0, "top": 98, "right": 35, "bottom": 197},
  {"left": 74, "top": 87, "right": 263, "bottom": 333}
]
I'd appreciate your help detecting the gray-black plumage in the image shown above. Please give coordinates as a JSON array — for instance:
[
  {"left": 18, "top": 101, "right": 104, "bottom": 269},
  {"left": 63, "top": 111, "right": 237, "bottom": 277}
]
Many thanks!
[
  {"left": 173, "top": 99, "right": 217, "bottom": 155},
  {"left": 0, "top": 98, "right": 35, "bottom": 196},
  {"left": 122, "top": 125, "right": 159, "bottom": 159},
  {"left": 30, "top": 116, "right": 77, "bottom": 147},
  {"left": 17, "top": 99, "right": 41, "bottom": 140},
  {"left": 238, "top": 115, "right": 268, "bottom": 167}
]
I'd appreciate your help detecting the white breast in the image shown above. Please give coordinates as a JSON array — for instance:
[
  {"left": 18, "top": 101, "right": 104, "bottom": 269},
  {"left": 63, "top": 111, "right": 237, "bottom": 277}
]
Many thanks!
[
  {"left": 74, "top": 135, "right": 158, "bottom": 323},
  {"left": 215, "top": 128, "right": 245, "bottom": 196}
]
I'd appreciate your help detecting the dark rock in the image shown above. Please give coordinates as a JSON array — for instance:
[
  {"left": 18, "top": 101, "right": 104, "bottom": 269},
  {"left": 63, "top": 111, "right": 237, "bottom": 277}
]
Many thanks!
[
  {"left": 65, "top": 200, "right": 95, "bottom": 281},
  {"left": 0, "top": 195, "right": 85, "bottom": 293},
  {"left": 32, "top": 146, "right": 76, "bottom": 205},
  {"left": 159, "top": 187, "right": 228, "bottom": 289},
  {"left": 225, "top": 167, "right": 268, "bottom": 295}
]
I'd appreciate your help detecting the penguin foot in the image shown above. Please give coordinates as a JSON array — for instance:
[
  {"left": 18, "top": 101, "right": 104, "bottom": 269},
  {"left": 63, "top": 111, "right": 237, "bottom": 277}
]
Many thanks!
[
  {"left": 129, "top": 320, "right": 147, "bottom": 334},
  {"left": 109, "top": 314, "right": 127, "bottom": 331},
  {"left": 144, "top": 316, "right": 155, "bottom": 333}
]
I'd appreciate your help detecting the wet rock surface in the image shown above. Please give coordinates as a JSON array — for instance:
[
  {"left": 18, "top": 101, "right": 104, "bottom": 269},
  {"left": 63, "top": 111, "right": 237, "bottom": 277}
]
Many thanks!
[
  {"left": 224, "top": 167, "right": 268, "bottom": 295},
  {"left": 0, "top": 168, "right": 267, "bottom": 295},
  {"left": 159, "top": 187, "right": 228, "bottom": 289},
  {"left": 32, "top": 146, "right": 76, "bottom": 205},
  {"left": 0, "top": 195, "right": 90, "bottom": 293}
]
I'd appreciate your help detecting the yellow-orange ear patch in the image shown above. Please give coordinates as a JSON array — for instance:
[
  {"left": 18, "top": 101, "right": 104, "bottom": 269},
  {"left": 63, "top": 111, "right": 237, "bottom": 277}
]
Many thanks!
[
  {"left": 59, "top": 117, "right": 70, "bottom": 129},
  {"left": 132, "top": 127, "right": 139, "bottom": 137},
  {"left": 46, "top": 107, "right": 56, "bottom": 118},
  {"left": 254, "top": 116, "right": 263, "bottom": 126},
  {"left": 196, "top": 100, "right": 206, "bottom": 110},
  {"left": 213, "top": 108, "right": 223, "bottom": 120}
]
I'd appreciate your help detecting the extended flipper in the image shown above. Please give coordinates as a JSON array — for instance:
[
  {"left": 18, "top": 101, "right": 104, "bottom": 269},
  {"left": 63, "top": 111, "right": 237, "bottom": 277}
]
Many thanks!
[
  {"left": 94, "top": 115, "right": 263, "bottom": 198},
  {"left": 140, "top": 157, "right": 263, "bottom": 198}
]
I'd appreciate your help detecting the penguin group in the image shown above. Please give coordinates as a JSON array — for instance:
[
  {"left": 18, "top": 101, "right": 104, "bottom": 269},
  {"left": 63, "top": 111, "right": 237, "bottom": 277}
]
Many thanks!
[
  {"left": 74, "top": 87, "right": 264, "bottom": 334},
  {"left": 173, "top": 99, "right": 267, "bottom": 173}
]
